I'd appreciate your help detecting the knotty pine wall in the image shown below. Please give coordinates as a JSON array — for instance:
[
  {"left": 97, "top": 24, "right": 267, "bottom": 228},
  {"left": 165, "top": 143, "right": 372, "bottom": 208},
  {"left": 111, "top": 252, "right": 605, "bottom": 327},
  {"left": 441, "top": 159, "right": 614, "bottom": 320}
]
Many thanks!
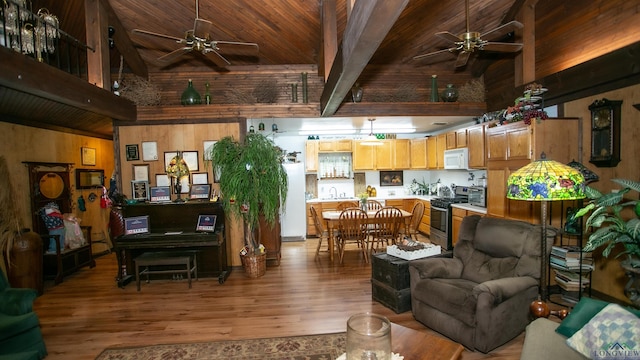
[
  {"left": 0, "top": 122, "right": 114, "bottom": 252},
  {"left": 115, "top": 119, "right": 245, "bottom": 266},
  {"left": 562, "top": 83, "right": 640, "bottom": 303}
]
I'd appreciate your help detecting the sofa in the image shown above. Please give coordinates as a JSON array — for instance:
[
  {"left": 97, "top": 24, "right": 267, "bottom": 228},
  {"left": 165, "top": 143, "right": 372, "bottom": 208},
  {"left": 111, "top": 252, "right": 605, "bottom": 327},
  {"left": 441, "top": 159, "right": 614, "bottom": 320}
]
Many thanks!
[
  {"left": 409, "top": 215, "right": 550, "bottom": 353},
  {"left": 0, "top": 271, "right": 47, "bottom": 359},
  {"left": 521, "top": 297, "right": 640, "bottom": 360}
]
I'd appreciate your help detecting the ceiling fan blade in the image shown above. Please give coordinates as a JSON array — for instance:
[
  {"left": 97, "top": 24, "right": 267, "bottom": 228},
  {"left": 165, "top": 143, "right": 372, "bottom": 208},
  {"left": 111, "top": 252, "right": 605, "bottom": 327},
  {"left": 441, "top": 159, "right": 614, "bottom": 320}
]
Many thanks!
[
  {"left": 481, "top": 21, "right": 523, "bottom": 41},
  {"left": 193, "top": 18, "right": 213, "bottom": 39},
  {"left": 204, "top": 48, "right": 231, "bottom": 67},
  {"left": 454, "top": 51, "right": 471, "bottom": 67},
  {"left": 132, "top": 29, "right": 185, "bottom": 43},
  {"left": 157, "top": 47, "right": 192, "bottom": 64},
  {"left": 482, "top": 42, "right": 523, "bottom": 52},
  {"left": 435, "top": 31, "right": 462, "bottom": 43},
  {"left": 413, "top": 47, "right": 457, "bottom": 61}
]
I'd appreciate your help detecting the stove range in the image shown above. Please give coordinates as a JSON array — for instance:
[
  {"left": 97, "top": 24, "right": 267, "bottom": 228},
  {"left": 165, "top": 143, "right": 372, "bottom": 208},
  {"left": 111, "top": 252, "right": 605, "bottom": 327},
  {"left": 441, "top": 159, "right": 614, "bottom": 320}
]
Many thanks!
[
  {"left": 430, "top": 196, "right": 468, "bottom": 209},
  {"left": 429, "top": 186, "right": 470, "bottom": 250}
]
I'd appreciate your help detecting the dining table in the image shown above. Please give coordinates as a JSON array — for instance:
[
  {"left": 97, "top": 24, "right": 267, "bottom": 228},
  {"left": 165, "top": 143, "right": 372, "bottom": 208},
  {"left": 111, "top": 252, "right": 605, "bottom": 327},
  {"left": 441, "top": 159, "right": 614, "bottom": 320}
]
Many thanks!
[{"left": 321, "top": 208, "right": 412, "bottom": 262}]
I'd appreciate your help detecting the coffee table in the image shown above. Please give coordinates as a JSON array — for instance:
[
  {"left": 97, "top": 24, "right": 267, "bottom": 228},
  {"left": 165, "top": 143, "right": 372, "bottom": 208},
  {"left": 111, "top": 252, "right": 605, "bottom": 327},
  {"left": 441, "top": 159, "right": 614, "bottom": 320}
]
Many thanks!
[{"left": 391, "top": 323, "right": 463, "bottom": 360}]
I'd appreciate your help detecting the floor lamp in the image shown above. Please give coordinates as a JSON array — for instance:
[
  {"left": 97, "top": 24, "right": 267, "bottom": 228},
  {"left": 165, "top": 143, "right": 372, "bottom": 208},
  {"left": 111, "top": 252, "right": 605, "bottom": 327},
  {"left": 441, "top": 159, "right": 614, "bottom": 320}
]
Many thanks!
[{"left": 506, "top": 153, "right": 586, "bottom": 301}]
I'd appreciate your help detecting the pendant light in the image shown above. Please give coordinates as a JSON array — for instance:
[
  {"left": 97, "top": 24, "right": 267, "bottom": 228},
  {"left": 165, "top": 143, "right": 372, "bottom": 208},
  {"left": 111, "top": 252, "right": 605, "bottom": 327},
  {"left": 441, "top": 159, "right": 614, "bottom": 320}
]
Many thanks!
[{"left": 362, "top": 118, "right": 383, "bottom": 146}]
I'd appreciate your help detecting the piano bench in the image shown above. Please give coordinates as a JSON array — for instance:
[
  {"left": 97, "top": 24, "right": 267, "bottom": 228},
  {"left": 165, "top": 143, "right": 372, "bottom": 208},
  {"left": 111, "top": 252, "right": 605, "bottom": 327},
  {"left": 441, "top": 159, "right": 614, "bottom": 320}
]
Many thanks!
[{"left": 134, "top": 251, "right": 198, "bottom": 291}]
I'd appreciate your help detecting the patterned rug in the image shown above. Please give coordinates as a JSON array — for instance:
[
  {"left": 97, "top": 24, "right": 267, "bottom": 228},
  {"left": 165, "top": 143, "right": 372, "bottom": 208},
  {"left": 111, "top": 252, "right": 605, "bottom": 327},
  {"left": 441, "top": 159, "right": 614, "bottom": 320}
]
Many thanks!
[{"left": 95, "top": 332, "right": 346, "bottom": 359}]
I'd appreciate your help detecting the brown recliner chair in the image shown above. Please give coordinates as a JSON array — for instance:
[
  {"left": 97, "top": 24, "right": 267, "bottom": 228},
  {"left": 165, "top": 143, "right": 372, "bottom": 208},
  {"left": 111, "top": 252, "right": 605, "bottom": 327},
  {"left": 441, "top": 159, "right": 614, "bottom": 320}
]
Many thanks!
[{"left": 409, "top": 215, "right": 550, "bottom": 353}]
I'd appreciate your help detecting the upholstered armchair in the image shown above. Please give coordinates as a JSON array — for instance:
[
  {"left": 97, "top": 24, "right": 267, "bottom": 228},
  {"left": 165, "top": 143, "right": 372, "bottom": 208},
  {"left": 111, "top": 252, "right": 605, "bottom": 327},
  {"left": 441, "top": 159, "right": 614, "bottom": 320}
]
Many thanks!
[
  {"left": 409, "top": 215, "right": 550, "bottom": 353},
  {"left": 0, "top": 271, "right": 47, "bottom": 359}
]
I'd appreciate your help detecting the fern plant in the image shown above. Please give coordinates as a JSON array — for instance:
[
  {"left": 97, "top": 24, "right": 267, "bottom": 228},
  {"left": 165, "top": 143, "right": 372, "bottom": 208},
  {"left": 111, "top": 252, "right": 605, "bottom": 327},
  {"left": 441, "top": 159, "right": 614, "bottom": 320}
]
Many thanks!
[{"left": 573, "top": 178, "right": 640, "bottom": 267}]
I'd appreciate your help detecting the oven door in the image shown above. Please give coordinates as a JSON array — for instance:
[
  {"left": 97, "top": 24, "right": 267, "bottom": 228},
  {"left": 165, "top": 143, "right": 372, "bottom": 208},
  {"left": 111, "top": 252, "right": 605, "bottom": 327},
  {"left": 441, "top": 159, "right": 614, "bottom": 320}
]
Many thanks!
[{"left": 430, "top": 206, "right": 448, "bottom": 233}]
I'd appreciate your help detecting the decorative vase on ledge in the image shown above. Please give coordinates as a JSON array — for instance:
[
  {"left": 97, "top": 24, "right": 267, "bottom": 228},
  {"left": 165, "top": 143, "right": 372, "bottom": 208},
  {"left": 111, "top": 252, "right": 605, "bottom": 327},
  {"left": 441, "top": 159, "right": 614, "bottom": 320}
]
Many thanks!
[
  {"left": 181, "top": 79, "right": 201, "bottom": 105},
  {"left": 441, "top": 84, "right": 459, "bottom": 102}
]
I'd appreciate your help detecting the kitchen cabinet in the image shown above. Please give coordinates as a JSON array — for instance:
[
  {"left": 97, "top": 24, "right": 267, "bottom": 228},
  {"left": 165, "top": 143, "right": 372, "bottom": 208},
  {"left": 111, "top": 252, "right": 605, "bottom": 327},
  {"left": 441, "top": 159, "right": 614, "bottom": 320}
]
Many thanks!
[
  {"left": 353, "top": 139, "right": 410, "bottom": 171},
  {"left": 305, "top": 140, "right": 318, "bottom": 172},
  {"left": 467, "top": 124, "right": 486, "bottom": 169},
  {"left": 318, "top": 140, "right": 352, "bottom": 152},
  {"left": 446, "top": 129, "right": 466, "bottom": 150},
  {"left": 426, "top": 137, "right": 437, "bottom": 169},
  {"left": 446, "top": 132, "right": 457, "bottom": 149},
  {"left": 436, "top": 134, "right": 447, "bottom": 169},
  {"left": 306, "top": 202, "right": 322, "bottom": 236},
  {"left": 451, "top": 207, "right": 485, "bottom": 247},
  {"left": 353, "top": 140, "right": 376, "bottom": 170},
  {"left": 485, "top": 118, "right": 580, "bottom": 222},
  {"left": 410, "top": 138, "right": 427, "bottom": 169}
]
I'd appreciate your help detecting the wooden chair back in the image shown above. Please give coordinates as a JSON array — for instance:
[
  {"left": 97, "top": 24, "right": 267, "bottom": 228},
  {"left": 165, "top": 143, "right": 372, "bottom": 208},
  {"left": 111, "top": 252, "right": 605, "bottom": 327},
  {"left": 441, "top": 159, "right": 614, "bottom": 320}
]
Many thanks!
[{"left": 337, "top": 201, "right": 359, "bottom": 210}]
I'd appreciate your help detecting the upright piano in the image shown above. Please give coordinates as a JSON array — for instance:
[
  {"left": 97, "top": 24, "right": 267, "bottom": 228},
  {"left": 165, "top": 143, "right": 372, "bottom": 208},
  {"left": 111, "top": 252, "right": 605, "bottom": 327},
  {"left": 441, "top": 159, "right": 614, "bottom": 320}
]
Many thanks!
[{"left": 113, "top": 201, "right": 229, "bottom": 286}]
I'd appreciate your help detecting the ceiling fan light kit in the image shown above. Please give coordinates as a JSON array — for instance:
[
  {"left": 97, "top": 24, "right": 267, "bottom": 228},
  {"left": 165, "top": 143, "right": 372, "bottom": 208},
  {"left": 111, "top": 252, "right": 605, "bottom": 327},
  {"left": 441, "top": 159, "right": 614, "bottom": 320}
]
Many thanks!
[
  {"left": 131, "top": 0, "right": 258, "bottom": 67},
  {"left": 413, "top": 0, "right": 523, "bottom": 67}
]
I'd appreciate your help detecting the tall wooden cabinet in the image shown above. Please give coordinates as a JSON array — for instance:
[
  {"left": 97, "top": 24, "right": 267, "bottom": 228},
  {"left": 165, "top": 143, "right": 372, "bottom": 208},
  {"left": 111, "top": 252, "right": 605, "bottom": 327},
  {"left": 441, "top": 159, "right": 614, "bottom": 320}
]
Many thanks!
[
  {"left": 410, "top": 138, "right": 427, "bottom": 169},
  {"left": 467, "top": 124, "right": 486, "bottom": 169},
  {"left": 305, "top": 140, "right": 318, "bottom": 172},
  {"left": 485, "top": 118, "right": 580, "bottom": 222}
]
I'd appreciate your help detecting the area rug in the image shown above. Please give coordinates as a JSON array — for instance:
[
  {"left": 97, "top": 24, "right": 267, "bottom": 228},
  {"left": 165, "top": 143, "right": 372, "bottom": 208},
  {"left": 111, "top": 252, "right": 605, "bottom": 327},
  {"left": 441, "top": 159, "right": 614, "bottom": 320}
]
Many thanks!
[{"left": 96, "top": 332, "right": 346, "bottom": 360}]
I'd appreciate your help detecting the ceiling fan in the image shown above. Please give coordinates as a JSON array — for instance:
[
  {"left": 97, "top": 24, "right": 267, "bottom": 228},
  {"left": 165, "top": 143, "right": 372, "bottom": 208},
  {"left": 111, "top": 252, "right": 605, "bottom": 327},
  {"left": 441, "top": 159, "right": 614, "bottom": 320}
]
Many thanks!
[
  {"left": 413, "top": 0, "right": 523, "bottom": 67},
  {"left": 131, "top": 0, "right": 258, "bottom": 67}
]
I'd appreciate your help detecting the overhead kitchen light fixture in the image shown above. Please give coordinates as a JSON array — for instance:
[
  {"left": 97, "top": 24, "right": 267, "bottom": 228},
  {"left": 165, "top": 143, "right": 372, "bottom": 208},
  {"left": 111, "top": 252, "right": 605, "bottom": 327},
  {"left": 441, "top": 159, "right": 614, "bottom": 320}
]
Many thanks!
[{"left": 361, "top": 118, "right": 383, "bottom": 146}]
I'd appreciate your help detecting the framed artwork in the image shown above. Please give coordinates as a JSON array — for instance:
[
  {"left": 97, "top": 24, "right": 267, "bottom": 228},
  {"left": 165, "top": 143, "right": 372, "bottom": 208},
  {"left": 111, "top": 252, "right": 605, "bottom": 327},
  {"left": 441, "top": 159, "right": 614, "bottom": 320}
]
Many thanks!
[
  {"left": 164, "top": 151, "right": 198, "bottom": 172},
  {"left": 190, "top": 184, "right": 211, "bottom": 200},
  {"left": 155, "top": 174, "right": 170, "bottom": 187},
  {"left": 203, "top": 140, "right": 217, "bottom": 161},
  {"left": 141, "top": 141, "right": 158, "bottom": 161},
  {"left": 380, "top": 171, "right": 403, "bottom": 186},
  {"left": 213, "top": 165, "right": 221, "bottom": 183},
  {"left": 131, "top": 180, "right": 149, "bottom": 200},
  {"left": 192, "top": 172, "right": 208, "bottom": 185},
  {"left": 81, "top": 147, "right": 96, "bottom": 166},
  {"left": 132, "top": 164, "right": 149, "bottom": 181},
  {"left": 125, "top": 144, "right": 140, "bottom": 161},
  {"left": 124, "top": 216, "right": 150, "bottom": 235},
  {"left": 182, "top": 151, "right": 199, "bottom": 171},
  {"left": 196, "top": 215, "right": 217, "bottom": 232},
  {"left": 149, "top": 186, "right": 171, "bottom": 203}
]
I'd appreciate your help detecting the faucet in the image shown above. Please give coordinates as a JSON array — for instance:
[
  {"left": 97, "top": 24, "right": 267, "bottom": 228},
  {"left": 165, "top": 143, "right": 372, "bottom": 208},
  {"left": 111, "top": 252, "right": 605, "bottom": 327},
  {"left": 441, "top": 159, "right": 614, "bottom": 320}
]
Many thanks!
[{"left": 329, "top": 187, "right": 337, "bottom": 199}]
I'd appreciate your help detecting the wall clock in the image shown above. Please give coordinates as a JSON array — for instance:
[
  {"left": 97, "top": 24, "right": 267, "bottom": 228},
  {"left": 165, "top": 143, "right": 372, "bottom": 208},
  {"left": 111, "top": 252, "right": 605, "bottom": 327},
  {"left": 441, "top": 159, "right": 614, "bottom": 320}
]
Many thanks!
[{"left": 589, "top": 98, "right": 622, "bottom": 167}]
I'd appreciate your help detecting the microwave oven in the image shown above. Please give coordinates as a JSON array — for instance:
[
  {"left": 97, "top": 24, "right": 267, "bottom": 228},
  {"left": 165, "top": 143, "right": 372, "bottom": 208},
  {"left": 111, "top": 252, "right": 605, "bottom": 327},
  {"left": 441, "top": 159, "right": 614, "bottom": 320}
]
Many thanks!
[
  {"left": 468, "top": 186, "right": 487, "bottom": 208},
  {"left": 443, "top": 148, "right": 469, "bottom": 170}
]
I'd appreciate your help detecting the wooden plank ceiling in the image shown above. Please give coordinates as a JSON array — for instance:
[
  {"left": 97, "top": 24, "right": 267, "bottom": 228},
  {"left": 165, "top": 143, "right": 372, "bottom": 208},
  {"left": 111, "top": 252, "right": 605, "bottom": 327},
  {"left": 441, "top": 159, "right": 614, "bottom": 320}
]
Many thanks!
[{"left": 4, "top": 0, "right": 522, "bottom": 138}]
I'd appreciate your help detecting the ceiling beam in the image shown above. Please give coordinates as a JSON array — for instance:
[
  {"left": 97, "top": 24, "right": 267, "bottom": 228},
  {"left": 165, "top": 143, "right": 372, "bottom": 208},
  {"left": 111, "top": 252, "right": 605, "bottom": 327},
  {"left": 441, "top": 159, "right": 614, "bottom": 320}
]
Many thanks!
[
  {"left": 320, "top": 0, "right": 338, "bottom": 82},
  {"left": 319, "top": 0, "right": 409, "bottom": 117},
  {"left": 85, "top": 0, "right": 110, "bottom": 89}
]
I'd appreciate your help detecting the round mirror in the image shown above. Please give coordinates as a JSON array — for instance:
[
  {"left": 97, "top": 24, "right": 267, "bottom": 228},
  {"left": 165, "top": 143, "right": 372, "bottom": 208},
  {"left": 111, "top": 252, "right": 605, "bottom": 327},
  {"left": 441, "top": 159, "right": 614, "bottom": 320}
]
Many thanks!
[{"left": 39, "top": 173, "right": 65, "bottom": 199}]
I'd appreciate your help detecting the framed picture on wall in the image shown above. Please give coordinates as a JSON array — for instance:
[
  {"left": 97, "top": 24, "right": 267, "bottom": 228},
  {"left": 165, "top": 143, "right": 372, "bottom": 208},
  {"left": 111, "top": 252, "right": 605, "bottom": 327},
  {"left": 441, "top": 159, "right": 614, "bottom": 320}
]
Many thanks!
[
  {"left": 131, "top": 180, "right": 149, "bottom": 201},
  {"left": 132, "top": 164, "right": 149, "bottom": 181},
  {"left": 141, "top": 141, "right": 158, "bottom": 161},
  {"left": 155, "top": 174, "right": 170, "bottom": 187},
  {"left": 81, "top": 147, "right": 96, "bottom": 166},
  {"left": 125, "top": 144, "right": 139, "bottom": 161},
  {"left": 380, "top": 171, "right": 403, "bottom": 186},
  {"left": 192, "top": 172, "right": 208, "bottom": 185},
  {"left": 203, "top": 140, "right": 216, "bottom": 161}
]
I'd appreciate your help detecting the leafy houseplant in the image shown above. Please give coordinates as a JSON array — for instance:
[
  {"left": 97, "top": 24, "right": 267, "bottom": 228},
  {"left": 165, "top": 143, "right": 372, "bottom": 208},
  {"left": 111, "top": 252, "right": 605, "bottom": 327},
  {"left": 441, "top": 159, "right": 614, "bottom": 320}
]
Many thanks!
[
  {"left": 207, "top": 133, "right": 288, "bottom": 256},
  {"left": 573, "top": 178, "right": 640, "bottom": 267}
]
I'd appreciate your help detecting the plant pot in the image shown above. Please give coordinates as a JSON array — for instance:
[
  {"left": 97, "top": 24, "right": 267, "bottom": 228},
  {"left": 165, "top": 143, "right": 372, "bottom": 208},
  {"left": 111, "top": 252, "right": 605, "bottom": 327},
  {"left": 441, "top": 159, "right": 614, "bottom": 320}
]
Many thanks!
[
  {"left": 621, "top": 259, "right": 640, "bottom": 308},
  {"left": 241, "top": 253, "right": 266, "bottom": 278}
]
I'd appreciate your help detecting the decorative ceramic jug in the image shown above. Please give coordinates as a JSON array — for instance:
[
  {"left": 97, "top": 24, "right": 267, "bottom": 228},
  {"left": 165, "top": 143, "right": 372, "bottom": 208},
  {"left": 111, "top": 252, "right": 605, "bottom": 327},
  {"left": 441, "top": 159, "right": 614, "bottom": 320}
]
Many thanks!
[
  {"left": 430, "top": 75, "right": 439, "bottom": 102},
  {"left": 441, "top": 83, "right": 459, "bottom": 102},
  {"left": 181, "top": 79, "right": 201, "bottom": 105}
]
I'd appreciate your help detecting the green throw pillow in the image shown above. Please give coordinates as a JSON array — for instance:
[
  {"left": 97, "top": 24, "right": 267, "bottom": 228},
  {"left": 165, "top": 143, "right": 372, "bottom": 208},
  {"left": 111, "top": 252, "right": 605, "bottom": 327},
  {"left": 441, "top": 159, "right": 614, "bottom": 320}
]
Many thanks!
[{"left": 556, "top": 297, "right": 640, "bottom": 338}]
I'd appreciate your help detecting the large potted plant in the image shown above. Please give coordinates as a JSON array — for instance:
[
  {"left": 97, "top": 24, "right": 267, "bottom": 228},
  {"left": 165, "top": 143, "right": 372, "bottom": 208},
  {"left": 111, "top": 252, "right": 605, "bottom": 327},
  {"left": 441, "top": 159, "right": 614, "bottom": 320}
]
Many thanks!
[
  {"left": 573, "top": 178, "right": 640, "bottom": 306},
  {"left": 207, "top": 133, "right": 288, "bottom": 277}
]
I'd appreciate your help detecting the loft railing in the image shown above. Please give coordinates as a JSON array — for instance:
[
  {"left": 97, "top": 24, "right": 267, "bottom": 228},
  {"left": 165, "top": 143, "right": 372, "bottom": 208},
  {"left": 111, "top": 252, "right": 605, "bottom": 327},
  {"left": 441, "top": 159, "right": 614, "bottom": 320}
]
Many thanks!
[{"left": 1, "top": 0, "right": 92, "bottom": 79}]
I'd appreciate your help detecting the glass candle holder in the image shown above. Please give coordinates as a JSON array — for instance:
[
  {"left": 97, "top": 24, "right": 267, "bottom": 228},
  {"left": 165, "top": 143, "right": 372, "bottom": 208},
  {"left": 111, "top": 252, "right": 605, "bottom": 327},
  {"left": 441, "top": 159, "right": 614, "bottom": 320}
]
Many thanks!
[{"left": 346, "top": 313, "right": 391, "bottom": 360}]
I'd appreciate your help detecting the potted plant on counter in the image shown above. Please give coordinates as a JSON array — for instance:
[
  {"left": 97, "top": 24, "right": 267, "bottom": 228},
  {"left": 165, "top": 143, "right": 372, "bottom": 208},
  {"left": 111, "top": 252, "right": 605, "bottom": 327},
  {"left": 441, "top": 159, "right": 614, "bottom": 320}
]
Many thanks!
[
  {"left": 206, "top": 133, "right": 288, "bottom": 277},
  {"left": 572, "top": 178, "right": 640, "bottom": 306}
]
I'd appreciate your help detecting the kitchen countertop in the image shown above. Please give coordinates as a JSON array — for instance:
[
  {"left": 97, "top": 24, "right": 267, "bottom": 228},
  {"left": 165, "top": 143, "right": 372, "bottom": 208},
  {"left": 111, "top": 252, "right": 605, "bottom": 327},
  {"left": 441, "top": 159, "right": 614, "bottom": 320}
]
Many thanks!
[
  {"left": 306, "top": 195, "right": 437, "bottom": 203},
  {"left": 451, "top": 203, "right": 488, "bottom": 214}
]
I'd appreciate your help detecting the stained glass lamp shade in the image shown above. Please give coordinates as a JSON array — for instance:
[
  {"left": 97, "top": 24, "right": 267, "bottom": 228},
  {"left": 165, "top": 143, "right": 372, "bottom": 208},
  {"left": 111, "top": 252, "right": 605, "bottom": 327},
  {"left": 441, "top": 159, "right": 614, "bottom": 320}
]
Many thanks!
[{"left": 506, "top": 153, "right": 586, "bottom": 300}]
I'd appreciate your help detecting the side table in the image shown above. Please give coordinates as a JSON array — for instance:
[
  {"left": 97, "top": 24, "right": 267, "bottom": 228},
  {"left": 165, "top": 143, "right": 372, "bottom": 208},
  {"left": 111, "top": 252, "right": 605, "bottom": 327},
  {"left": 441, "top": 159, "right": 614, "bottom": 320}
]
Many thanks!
[{"left": 371, "top": 253, "right": 411, "bottom": 313}]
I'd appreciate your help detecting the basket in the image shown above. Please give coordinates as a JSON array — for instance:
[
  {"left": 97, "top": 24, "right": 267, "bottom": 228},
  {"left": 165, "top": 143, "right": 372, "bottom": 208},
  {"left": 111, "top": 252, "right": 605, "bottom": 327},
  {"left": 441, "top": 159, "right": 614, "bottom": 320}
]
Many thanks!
[{"left": 241, "top": 253, "right": 267, "bottom": 278}]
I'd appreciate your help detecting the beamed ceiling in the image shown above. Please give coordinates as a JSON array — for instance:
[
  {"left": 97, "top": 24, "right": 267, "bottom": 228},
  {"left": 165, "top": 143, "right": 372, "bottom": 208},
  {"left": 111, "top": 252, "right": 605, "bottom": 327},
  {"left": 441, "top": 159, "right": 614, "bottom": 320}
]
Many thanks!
[{"left": 0, "top": 0, "right": 556, "bottom": 138}]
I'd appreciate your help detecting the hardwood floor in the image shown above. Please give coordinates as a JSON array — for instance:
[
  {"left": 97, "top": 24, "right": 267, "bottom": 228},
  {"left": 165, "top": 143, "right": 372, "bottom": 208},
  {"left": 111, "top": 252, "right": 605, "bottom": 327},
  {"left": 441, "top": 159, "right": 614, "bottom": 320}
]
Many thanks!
[{"left": 33, "top": 238, "right": 524, "bottom": 359}]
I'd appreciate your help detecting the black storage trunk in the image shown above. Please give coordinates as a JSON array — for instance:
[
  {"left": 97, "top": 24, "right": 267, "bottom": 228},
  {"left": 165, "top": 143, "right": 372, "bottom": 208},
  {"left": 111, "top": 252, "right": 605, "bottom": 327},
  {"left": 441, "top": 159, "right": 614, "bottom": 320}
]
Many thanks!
[
  {"left": 371, "top": 278, "right": 412, "bottom": 313},
  {"left": 371, "top": 253, "right": 410, "bottom": 290}
]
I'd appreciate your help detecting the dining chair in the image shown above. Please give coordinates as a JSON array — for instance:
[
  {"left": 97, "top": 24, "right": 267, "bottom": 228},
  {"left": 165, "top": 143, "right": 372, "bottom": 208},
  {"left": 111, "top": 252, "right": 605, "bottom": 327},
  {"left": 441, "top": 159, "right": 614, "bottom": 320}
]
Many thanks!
[
  {"left": 400, "top": 201, "right": 425, "bottom": 241},
  {"left": 368, "top": 206, "right": 403, "bottom": 253},
  {"left": 309, "top": 205, "right": 330, "bottom": 257},
  {"left": 336, "top": 208, "right": 369, "bottom": 264},
  {"left": 337, "top": 201, "right": 359, "bottom": 211},
  {"left": 365, "top": 199, "right": 384, "bottom": 211}
]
